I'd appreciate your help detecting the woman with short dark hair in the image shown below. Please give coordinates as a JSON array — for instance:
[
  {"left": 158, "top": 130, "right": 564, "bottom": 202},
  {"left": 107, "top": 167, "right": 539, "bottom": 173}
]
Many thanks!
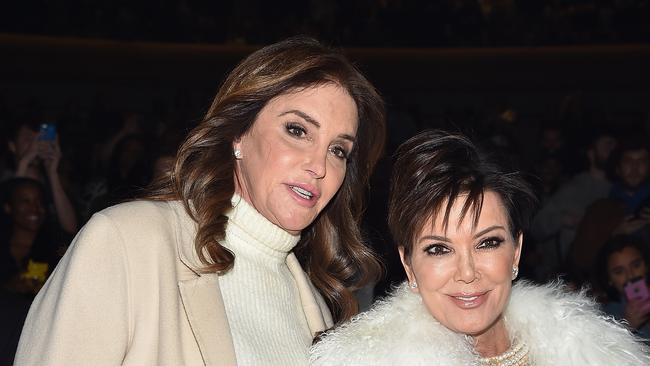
[
  {"left": 15, "top": 37, "right": 386, "bottom": 366},
  {"left": 311, "top": 130, "right": 650, "bottom": 365}
]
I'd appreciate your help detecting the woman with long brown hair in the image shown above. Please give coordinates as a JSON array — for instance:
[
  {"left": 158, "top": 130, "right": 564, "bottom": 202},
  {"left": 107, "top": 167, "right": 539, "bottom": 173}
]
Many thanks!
[{"left": 15, "top": 37, "right": 385, "bottom": 366}]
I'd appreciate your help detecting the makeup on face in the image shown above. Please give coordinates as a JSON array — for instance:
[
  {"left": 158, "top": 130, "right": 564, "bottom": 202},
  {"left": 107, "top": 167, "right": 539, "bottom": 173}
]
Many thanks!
[
  {"left": 233, "top": 84, "right": 358, "bottom": 234},
  {"left": 400, "top": 191, "right": 521, "bottom": 338}
]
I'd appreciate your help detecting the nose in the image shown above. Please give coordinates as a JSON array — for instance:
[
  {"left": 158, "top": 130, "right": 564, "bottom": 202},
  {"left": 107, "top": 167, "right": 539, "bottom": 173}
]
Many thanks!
[
  {"left": 304, "top": 147, "right": 327, "bottom": 179},
  {"left": 27, "top": 200, "right": 44, "bottom": 214},
  {"left": 454, "top": 251, "right": 478, "bottom": 283}
]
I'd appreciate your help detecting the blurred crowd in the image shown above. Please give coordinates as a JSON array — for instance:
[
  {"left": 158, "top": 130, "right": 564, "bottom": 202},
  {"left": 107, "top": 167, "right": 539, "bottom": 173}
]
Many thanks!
[{"left": 1, "top": 0, "right": 649, "bottom": 46}]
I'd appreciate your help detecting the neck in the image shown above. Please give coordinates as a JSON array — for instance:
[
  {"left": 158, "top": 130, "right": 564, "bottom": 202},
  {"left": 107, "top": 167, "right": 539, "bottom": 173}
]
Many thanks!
[
  {"left": 226, "top": 194, "right": 300, "bottom": 259},
  {"left": 473, "top": 316, "right": 511, "bottom": 358}
]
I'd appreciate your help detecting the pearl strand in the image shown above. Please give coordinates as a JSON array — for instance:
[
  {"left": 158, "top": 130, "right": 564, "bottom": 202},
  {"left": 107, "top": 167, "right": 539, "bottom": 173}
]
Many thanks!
[{"left": 478, "top": 340, "right": 530, "bottom": 366}]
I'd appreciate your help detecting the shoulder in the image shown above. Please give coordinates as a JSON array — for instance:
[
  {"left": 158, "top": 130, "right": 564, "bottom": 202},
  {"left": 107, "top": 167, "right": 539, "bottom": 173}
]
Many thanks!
[
  {"left": 310, "top": 283, "right": 474, "bottom": 366},
  {"left": 96, "top": 199, "right": 180, "bottom": 225},
  {"left": 90, "top": 200, "right": 190, "bottom": 239},
  {"left": 508, "top": 281, "right": 650, "bottom": 365},
  {"left": 507, "top": 281, "right": 604, "bottom": 331},
  {"left": 72, "top": 200, "right": 192, "bottom": 259}
]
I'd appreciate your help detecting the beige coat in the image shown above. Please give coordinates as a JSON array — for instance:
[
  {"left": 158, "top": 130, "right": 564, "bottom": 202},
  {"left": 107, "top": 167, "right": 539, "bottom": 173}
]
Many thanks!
[{"left": 15, "top": 200, "right": 333, "bottom": 366}]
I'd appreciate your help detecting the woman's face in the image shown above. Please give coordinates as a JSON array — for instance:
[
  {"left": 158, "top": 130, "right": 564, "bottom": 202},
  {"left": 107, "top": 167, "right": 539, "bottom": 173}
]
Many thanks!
[
  {"left": 234, "top": 83, "right": 358, "bottom": 235},
  {"left": 400, "top": 191, "right": 522, "bottom": 339},
  {"left": 4, "top": 185, "right": 46, "bottom": 232},
  {"left": 607, "top": 246, "right": 647, "bottom": 294}
]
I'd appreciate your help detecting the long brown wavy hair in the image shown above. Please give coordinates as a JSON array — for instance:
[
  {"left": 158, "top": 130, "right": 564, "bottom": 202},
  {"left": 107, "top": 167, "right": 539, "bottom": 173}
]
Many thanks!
[{"left": 149, "top": 36, "right": 386, "bottom": 323}]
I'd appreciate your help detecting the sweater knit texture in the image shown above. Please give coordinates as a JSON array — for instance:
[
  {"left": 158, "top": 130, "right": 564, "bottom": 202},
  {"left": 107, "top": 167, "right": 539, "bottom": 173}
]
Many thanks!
[{"left": 219, "top": 195, "right": 311, "bottom": 365}]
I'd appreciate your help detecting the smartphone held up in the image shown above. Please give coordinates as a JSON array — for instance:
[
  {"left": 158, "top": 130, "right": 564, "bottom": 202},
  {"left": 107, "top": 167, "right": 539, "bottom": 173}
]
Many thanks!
[{"left": 38, "top": 123, "right": 57, "bottom": 141}]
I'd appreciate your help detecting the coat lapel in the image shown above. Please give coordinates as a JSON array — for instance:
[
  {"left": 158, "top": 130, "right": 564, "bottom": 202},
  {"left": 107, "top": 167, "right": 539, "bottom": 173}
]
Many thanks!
[
  {"left": 172, "top": 201, "right": 237, "bottom": 366},
  {"left": 287, "top": 253, "right": 334, "bottom": 334},
  {"left": 178, "top": 275, "right": 237, "bottom": 366},
  {"left": 171, "top": 200, "right": 333, "bottom": 365}
]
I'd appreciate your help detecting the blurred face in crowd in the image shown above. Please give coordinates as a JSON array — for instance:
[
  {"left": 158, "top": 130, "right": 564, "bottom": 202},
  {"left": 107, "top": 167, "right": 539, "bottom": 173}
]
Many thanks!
[
  {"left": 400, "top": 191, "right": 522, "bottom": 342},
  {"left": 8, "top": 125, "right": 39, "bottom": 161},
  {"left": 590, "top": 135, "right": 617, "bottom": 169},
  {"left": 4, "top": 184, "right": 46, "bottom": 233},
  {"left": 538, "top": 156, "right": 563, "bottom": 192},
  {"left": 607, "top": 246, "right": 647, "bottom": 295},
  {"left": 617, "top": 149, "right": 650, "bottom": 189},
  {"left": 117, "top": 138, "right": 147, "bottom": 178},
  {"left": 233, "top": 83, "right": 358, "bottom": 235},
  {"left": 542, "top": 128, "right": 563, "bottom": 152}
]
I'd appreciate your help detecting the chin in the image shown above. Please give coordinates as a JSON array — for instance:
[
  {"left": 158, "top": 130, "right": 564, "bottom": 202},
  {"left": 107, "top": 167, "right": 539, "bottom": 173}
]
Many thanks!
[
  {"left": 276, "top": 218, "right": 311, "bottom": 234},
  {"left": 445, "top": 320, "right": 483, "bottom": 335},
  {"left": 460, "top": 315, "right": 503, "bottom": 337}
]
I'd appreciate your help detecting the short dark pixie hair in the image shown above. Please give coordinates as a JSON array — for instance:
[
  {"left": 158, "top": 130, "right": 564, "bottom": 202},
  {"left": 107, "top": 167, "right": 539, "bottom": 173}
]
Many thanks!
[{"left": 388, "top": 130, "right": 537, "bottom": 258}]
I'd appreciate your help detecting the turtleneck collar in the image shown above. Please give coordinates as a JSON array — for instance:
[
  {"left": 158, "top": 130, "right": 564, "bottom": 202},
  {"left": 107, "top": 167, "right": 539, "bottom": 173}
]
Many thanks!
[{"left": 225, "top": 194, "right": 300, "bottom": 261}]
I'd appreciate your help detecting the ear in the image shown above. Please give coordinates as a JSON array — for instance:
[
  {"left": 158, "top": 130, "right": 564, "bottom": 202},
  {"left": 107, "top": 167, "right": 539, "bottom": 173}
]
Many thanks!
[
  {"left": 8, "top": 141, "right": 16, "bottom": 154},
  {"left": 398, "top": 246, "right": 418, "bottom": 293},
  {"left": 3, "top": 203, "right": 11, "bottom": 215},
  {"left": 513, "top": 232, "right": 524, "bottom": 268}
]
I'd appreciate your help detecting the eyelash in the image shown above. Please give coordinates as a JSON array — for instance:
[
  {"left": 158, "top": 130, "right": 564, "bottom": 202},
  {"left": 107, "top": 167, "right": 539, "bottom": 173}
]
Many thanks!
[
  {"left": 423, "top": 237, "right": 505, "bottom": 256},
  {"left": 285, "top": 122, "right": 350, "bottom": 160}
]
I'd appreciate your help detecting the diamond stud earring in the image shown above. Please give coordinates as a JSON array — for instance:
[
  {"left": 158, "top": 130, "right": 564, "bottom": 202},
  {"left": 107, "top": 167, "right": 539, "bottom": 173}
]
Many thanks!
[
  {"left": 512, "top": 266, "right": 519, "bottom": 280},
  {"left": 233, "top": 149, "right": 242, "bottom": 159}
]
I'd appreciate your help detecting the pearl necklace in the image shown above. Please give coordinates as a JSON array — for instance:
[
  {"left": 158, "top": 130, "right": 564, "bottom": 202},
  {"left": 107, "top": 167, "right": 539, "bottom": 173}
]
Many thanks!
[{"left": 478, "top": 340, "right": 530, "bottom": 366}]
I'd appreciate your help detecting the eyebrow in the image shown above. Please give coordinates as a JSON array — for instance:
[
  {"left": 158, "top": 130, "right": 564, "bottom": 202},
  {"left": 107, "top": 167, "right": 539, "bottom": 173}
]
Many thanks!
[
  {"left": 417, "top": 225, "right": 506, "bottom": 243},
  {"left": 279, "top": 109, "right": 356, "bottom": 143}
]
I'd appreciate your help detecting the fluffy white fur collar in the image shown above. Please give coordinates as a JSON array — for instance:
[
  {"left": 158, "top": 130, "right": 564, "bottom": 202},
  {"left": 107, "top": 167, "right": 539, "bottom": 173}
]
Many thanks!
[{"left": 310, "top": 281, "right": 650, "bottom": 366}]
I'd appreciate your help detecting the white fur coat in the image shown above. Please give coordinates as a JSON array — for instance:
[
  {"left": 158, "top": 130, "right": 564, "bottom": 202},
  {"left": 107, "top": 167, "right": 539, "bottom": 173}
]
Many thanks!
[{"left": 310, "top": 281, "right": 650, "bottom": 366}]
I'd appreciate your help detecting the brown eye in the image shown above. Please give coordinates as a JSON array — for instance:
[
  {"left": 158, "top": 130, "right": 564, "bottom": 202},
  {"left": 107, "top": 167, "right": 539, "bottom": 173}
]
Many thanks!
[
  {"left": 329, "top": 145, "right": 349, "bottom": 160},
  {"left": 424, "top": 244, "right": 451, "bottom": 256},
  {"left": 286, "top": 123, "right": 306, "bottom": 137}
]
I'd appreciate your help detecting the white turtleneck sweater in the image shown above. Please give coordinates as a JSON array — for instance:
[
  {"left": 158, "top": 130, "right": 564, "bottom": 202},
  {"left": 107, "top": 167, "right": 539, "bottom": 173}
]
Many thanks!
[{"left": 219, "top": 195, "right": 312, "bottom": 365}]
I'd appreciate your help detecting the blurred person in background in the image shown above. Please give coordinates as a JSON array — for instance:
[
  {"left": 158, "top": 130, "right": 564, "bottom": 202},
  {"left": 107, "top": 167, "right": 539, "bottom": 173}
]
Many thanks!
[
  {"left": 532, "top": 124, "right": 574, "bottom": 203},
  {"left": 570, "top": 136, "right": 650, "bottom": 284},
  {"left": 0, "top": 178, "right": 63, "bottom": 295},
  {"left": 85, "top": 133, "right": 153, "bottom": 216},
  {"left": 0, "top": 178, "right": 67, "bottom": 365},
  {"left": 597, "top": 235, "right": 650, "bottom": 339},
  {"left": 531, "top": 128, "right": 617, "bottom": 280},
  {"left": 5, "top": 119, "right": 78, "bottom": 235}
]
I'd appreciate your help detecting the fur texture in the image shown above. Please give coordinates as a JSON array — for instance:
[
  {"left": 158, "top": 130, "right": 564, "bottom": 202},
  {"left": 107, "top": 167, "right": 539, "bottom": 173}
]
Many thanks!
[{"left": 310, "top": 281, "right": 650, "bottom": 366}]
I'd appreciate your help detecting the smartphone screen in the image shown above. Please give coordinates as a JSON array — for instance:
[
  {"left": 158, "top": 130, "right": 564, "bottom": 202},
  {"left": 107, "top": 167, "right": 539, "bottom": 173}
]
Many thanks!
[
  {"left": 624, "top": 277, "right": 650, "bottom": 302},
  {"left": 38, "top": 123, "right": 57, "bottom": 141}
]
